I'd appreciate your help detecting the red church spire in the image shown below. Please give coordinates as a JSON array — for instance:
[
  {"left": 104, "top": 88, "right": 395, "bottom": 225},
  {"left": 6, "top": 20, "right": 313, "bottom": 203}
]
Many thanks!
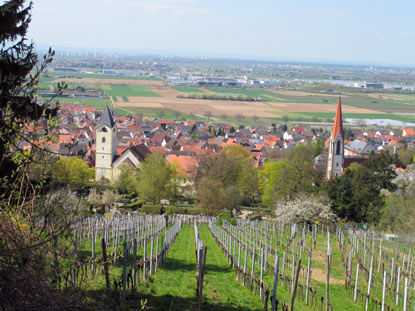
[{"left": 332, "top": 96, "right": 344, "bottom": 139}]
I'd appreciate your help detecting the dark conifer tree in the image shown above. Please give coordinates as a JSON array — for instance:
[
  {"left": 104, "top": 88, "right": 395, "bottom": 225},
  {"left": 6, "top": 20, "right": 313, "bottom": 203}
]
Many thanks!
[{"left": 0, "top": 0, "right": 61, "bottom": 204}]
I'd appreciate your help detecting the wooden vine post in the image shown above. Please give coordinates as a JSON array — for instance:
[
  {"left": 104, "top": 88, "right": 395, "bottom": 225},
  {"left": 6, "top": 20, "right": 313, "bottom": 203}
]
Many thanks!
[
  {"left": 101, "top": 238, "right": 111, "bottom": 298},
  {"left": 290, "top": 258, "right": 301, "bottom": 311}
]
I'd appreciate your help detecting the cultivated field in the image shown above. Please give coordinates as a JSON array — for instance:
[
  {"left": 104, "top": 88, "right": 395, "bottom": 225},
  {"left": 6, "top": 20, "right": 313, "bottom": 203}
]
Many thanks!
[
  {"left": 40, "top": 73, "right": 415, "bottom": 123},
  {"left": 113, "top": 86, "right": 384, "bottom": 119}
]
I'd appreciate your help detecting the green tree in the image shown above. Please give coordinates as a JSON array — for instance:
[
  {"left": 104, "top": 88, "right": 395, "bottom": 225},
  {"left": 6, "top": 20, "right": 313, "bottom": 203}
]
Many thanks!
[
  {"left": 240, "top": 166, "right": 262, "bottom": 206},
  {"left": 380, "top": 193, "right": 415, "bottom": 232},
  {"left": 311, "top": 138, "right": 325, "bottom": 157},
  {"left": 284, "top": 143, "right": 315, "bottom": 192},
  {"left": 114, "top": 164, "right": 140, "bottom": 195},
  {"left": 137, "top": 153, "right": 175, "bottom": 204},
  {"left": 365, "top": 150, "right": 398, "bottom": 192},
  {"left": 196, "top": 177, "right": 242, "bottom": 214},
  {"left": 398, "top": 147, "right": 415, "bottom": 166},
  {"left": 195, "top": 145, "right": 253, "bottom": 211},
  {"left": 327, "top": 162, "right": 388, "bottom": 223},
  {"left": 261, "top": 160, "right": 297, "bottom": 206},
  {"left": 52, "top": 156, "right": 95, "bottom": 189},
  {"left": 1, "top": 0, "right": 61, "bottom": 205},
  {"left": 0, "top": 2, "right": 81, "bottom": 309},
  {"left": 261, "top": 143, "right": 316, "bottom": 207}
]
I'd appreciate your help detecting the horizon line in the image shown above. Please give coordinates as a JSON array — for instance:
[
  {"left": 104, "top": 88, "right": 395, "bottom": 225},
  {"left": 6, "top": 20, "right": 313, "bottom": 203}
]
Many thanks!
[{"left": 34, "top": 43, "right": 415, "bottom": 70}]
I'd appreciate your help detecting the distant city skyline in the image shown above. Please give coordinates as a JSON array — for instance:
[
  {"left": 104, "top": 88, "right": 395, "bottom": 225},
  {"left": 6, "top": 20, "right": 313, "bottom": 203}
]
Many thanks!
[{"left": 26, "top": 0, "right": 415, "bottom": 67}]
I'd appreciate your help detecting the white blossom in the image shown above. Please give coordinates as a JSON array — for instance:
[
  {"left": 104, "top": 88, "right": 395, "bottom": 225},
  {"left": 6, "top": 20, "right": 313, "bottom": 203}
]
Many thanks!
[{"left": 274, "top": 193, "right": 337, "bottom": 224}]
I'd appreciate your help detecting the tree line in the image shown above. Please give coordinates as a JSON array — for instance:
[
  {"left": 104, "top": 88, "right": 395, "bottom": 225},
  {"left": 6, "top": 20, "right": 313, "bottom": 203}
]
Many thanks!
[{"left": 177, "top": 92, "right": 262, "bottom": 101}]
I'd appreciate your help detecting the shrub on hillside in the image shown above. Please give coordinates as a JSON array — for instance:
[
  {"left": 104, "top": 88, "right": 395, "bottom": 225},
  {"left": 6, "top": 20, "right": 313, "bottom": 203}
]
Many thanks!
[{"left": 141, "top": 205, "right": 163, "bottom": 214}]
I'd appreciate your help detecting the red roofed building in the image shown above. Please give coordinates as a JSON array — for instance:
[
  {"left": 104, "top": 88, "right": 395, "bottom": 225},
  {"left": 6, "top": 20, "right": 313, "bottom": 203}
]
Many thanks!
[
  {"left": 148, "top": 146, "right": 167, "bottom": 155},
  {"left": 221, "top": 138, "right": 237, "bottom": 148},
  {"left": 403, "top": 128, "right": 415, "bottom": 137},
  {"left": 168, "top": 154, "right": 198, "bottom": 178},
  {"left": 293, "top": 127, "right": 304, "bottom": 134},
  {"left": 168, "top": 154, "right": 199, "bottom": 194},
  {"left": 59, "top": 134, "right": 72, "bottom": 144}
]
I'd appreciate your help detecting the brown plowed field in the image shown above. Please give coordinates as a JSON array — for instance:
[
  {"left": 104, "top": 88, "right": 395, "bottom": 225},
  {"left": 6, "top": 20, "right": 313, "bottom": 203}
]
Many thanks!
[
  {"left": 119, "top": 95, "right": 279, "bottom": 117},
  {"left": 268, "top": 102, "right": 383, "bottom": 114},
  {"left": 113, "top": 85, "right": 382, "bottom": 118}
]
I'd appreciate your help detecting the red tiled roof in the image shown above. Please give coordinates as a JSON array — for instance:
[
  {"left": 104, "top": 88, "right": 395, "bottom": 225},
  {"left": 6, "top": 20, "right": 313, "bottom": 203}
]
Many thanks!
[
  {"left": 403, "top": 128, "right": 415, "bottom": 136},
  {"left": 221, "top": 138, "right": 237, "bottom": 148},
  {"left": 155, "top": 119, "right": 174, "bottom": 125},
  {"left": 59, "top": 134, "right": 72, "bottom": 144},
  {"left": 116, "top": 146, "right": 128, "bottom": 156},
  {"left": 148, "top": 146, "right": 167, "bottom": 154},
  {"left": 168, "top": 154, "right": 198, "bottom": 177}
]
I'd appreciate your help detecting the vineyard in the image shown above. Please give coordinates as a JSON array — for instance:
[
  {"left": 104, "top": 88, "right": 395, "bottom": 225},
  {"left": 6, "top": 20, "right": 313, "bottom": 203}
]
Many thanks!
[{"left": 57, "top": 214, "right": 415, "bottom": 311}]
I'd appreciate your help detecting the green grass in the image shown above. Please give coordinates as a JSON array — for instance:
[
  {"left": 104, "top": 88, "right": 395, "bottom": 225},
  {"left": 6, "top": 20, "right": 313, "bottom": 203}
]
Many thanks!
[
  {"left": 39, "top": 76, "right": 59, "bottom": 84},
  {"left": 206, "top": 88, "right": 281, "bottom": 101},
  {"left": 134, "top": 226, "right": 198, "bottom": 310},
  {"left": 227, "top": 223, "right": 415, "bottom": 311},
  {"left": 113, "top": 107, "right": 133, "bottom": 117},
  {"left": 112, "top": 96, "right": 118, "bottom": 102},
  {"left": 40, "top": 96, "right": 112, "bottom": 108},
  {"left": 198, "top": 226, "right": 264, "bottom": 310},
  {"left": 106, "top": 225, "right": 264, "bottom": 310},
  {"left": 62, "top": 219, "right": 415, "bottom": 311},
  {"left": 107, "top": 85, "right": 160, "bottom": 97},
  {"left": 172, "top": 86, "right": 204, "bottom": 93},
  {"left": 121, "top": 96, "right": 129, "bottom": 102},
  {"left": 100, "top": 84, "right": 112, "bottom": 91},
  {"left": 299, "top": 112, "right": 415, "bottom": 122}
]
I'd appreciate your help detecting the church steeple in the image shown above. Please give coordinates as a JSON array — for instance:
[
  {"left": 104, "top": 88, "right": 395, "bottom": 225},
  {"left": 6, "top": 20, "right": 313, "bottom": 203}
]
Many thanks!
[
  {"left": 332, "top": 96, "right": 344, "bottom": 140},
  {"left": 327, "top": 96, "right": 344, "bottom": 179},
  {"left": 97, "top": 105, "right": 115, "bottom": 129},
  {"left": 95, "top": 106, "right": 117, "bottom": 181}
]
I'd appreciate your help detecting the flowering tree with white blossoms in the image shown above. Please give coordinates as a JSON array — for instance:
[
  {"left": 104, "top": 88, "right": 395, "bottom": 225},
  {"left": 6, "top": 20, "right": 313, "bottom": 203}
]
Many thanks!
[
  {"left": 274, "top": 193, "right": 337, "bottom": 224},
  {"left": 393, "top": 164, "right": 415, "bottom": 199}
]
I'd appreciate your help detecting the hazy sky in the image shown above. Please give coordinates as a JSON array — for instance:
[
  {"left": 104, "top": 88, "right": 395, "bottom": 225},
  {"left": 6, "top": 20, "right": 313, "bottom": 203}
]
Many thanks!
[{"left": 25, "top": 0, "right": 415, "bottom": 65}]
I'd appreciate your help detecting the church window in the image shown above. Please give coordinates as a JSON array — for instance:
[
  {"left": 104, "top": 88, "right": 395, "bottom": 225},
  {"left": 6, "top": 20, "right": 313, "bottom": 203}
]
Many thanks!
[
  {"left": 336, "top": 140, "right": 341, "bottom": 155},
  {"left": 102, "top": 156, "right": 104, "bottom": 159},
  {"left": 336, "top": 163, "right": 338, "bottom": 167},
  {"left": 101, "top": 127, "right": 107, "bottom": 132},
  {"left": 102, "top": 137, "right": 106, "bottom": 143}
]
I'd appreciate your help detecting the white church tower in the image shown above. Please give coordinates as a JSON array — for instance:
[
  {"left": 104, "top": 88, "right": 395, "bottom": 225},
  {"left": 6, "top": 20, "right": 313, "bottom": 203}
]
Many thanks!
[
  {"left": 327, "top": 96, "right": 344, "bottom": 179},
  {"left": 95, "top": 106, "right": 117, "bottom": 181}
]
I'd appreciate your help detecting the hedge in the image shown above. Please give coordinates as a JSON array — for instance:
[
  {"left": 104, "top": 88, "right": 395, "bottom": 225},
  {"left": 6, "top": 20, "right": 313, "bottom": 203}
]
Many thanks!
[
  {"left": 139, "top": 205, "right": 231, "bottom": 216},
  {"left": 141, "top": 205, "right": 163, "bottom": 214},
  {"left": 124, "top": 200, "right": 145, "bottom": 210}
]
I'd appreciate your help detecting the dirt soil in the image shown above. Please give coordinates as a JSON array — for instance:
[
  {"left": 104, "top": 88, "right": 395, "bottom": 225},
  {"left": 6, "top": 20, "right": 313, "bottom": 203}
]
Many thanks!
[
  {"left": 112, "top": 85, "right": 384, "bottom": 117},
  {"left": 309, "top": 268, "right": 345, "bottom": 285}
]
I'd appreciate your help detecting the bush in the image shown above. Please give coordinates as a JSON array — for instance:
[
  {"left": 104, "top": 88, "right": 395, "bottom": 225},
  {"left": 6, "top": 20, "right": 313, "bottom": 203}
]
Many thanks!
[
  {"left": 216, "top": 213, "right": 236, "bottom": 226},
  {"left": 141, "top": 205, "right": 163, "bottom": 214},
  {"left": 117, "top": 198, "right": 130, "bottom": 204},
  {"left": 124, "top": 199, "right": 145, "bottom": 210},
  {"left": 165, "top": 206, "right": 205, "bottom": 215},
  {"left": 124, "top": 193, "right": 137, "bottom": 200}
]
